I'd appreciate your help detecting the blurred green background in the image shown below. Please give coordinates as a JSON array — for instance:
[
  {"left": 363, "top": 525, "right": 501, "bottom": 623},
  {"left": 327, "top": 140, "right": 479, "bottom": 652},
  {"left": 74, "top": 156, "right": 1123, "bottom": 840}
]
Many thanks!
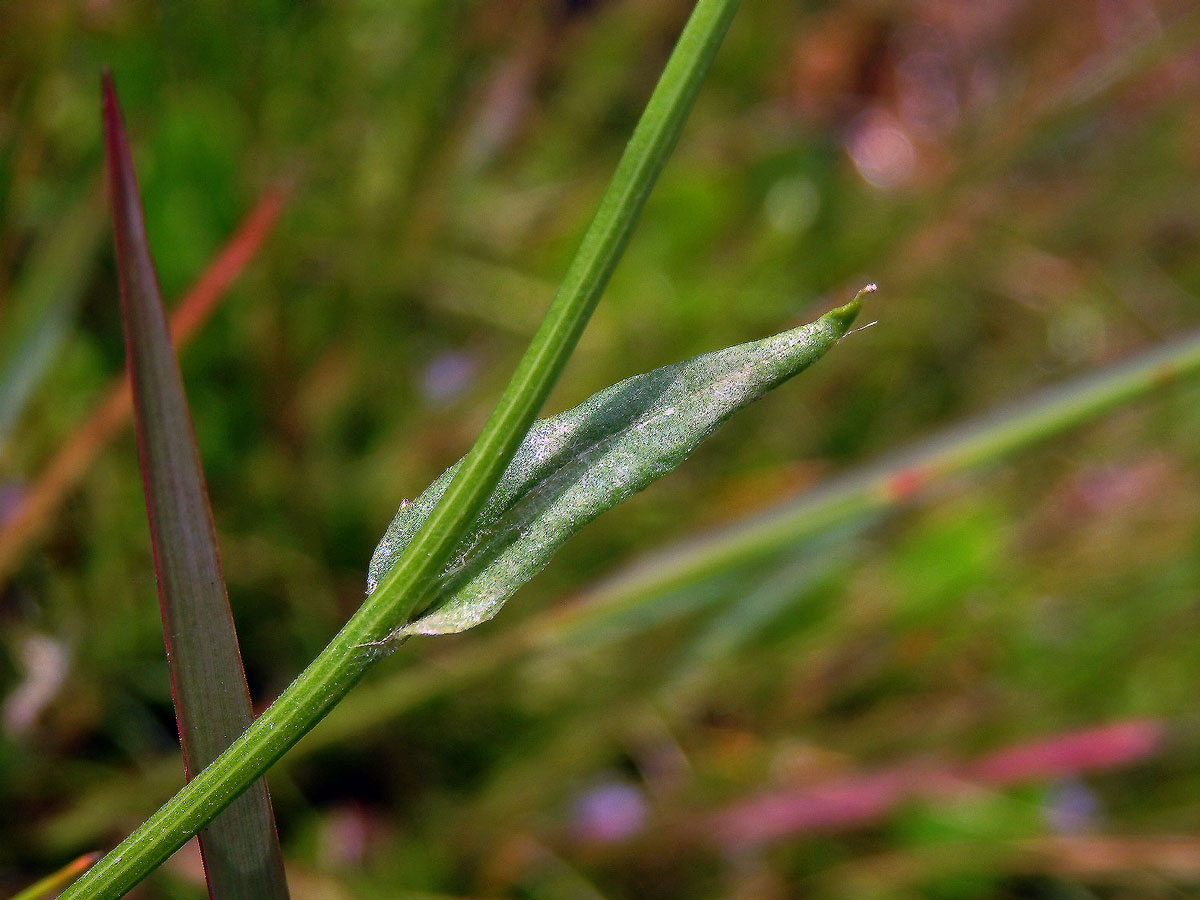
[{"left": 4, "top": 1, "right": 1200, "bottom": 897}]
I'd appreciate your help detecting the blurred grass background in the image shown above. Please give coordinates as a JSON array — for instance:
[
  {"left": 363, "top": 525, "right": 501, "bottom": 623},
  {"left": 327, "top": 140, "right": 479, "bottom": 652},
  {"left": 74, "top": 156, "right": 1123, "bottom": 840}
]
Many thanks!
[{"left": 3, "top": 1, "right": 1200, "bottom": 897}]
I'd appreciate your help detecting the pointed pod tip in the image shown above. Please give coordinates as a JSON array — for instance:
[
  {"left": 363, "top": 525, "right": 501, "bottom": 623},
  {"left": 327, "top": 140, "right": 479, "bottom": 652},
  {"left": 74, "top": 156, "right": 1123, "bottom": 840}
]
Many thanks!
[{"left": 826, "top": 283, "right": 876, "bottom": 332}]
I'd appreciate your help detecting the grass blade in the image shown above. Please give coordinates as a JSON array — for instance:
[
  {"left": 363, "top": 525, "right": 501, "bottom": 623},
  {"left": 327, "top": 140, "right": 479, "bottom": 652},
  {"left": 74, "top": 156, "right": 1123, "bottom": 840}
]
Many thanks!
[
  {"left": 0, "top": 184, "right": 105, "bottom": 451},
  {"left": 0, "top": 183, "right": 286, "bottom": 586},
  {"left": 581, "top": 326, "right": 1200, "bottom": 611},
  {"left": 369, "top": 290, "right": 867, "bottom": 636},
  {"left": 706, "top": 720, "right": 1163, "bottom": 847},
  {"left": 658, "top": 527, "right": 868, "bottom": 709},
  {"left": 102, "top": 73, "right": 290, "bottom": 900},
  {"left": 60, "top": 4, "right": 741, "bottom": 897},
  {"left": 6, "top": 853, "right": 99, "bottom": 900}
]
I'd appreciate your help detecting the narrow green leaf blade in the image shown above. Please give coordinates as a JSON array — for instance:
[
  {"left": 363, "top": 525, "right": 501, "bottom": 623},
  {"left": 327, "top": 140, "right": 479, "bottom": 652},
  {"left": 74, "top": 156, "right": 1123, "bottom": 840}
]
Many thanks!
[
  {"left": 369, "top": 288, "right": 869, "bottom": 636},
  {"left": 102, "top": 73, "right": 290, "bottom": 900}
]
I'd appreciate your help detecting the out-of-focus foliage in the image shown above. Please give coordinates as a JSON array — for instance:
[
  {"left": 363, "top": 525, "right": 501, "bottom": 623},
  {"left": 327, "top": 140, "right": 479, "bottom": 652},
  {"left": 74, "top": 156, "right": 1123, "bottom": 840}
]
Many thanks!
[{"left": 2, "top": 1, "right": 1200, "bottom": 898}]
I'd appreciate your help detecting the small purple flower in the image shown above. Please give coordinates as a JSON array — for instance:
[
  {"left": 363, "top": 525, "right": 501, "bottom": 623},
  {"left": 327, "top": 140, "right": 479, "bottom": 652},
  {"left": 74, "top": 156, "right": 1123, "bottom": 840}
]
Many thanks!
[
  {"left": 421, "top": 351, "right": 479, "bottom": 405},
  {"left": 571, "top": 779, "right": 647, "bottom": 844},
  {"left": 1044, "top": 778, "right": 1101, "bottom": 835}
]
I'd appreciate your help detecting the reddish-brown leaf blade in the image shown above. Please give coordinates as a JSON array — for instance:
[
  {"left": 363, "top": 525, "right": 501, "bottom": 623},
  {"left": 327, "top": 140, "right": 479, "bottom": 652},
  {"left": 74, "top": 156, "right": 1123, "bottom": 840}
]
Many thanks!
[
  {"left": 102, "top": 72, "right": 290, "bottom": 900},
  {"left": 0, "top": 183, "right": 286, "bottom": 586},
  {"left": 8, "top": 852, "right": 100, "bottom": 900}
]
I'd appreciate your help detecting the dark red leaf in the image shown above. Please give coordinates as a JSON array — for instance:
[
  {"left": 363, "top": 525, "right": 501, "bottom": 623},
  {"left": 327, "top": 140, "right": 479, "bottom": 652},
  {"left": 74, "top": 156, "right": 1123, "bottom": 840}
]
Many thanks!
[{"left": 102, "top": 71, "right": 290, "bottom": 900}]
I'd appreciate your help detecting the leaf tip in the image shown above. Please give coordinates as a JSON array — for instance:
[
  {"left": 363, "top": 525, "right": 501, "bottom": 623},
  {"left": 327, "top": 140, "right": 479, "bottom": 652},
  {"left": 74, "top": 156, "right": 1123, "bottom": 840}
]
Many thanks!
[
  {"left": 100, "top": 68, "right": 120, "bottom": 139},
  {"left": 826, "top": 283, "right": 876, "bottom": 331},
  {"left": 101, "top": 70, "right": 135, "bottom": 213}
]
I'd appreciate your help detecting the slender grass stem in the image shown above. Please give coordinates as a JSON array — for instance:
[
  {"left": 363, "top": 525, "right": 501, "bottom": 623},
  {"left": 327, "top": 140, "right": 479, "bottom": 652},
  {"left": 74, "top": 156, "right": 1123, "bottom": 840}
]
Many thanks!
[{"left": 60, "top": 3, "right": 739, "bottom": 897}]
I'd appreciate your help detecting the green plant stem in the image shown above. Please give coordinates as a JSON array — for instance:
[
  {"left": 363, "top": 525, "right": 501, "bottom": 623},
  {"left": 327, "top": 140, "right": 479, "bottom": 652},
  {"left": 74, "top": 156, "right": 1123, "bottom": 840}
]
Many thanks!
[{"left": 61, "top": 3, "right": 739, "bottom": 898}]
